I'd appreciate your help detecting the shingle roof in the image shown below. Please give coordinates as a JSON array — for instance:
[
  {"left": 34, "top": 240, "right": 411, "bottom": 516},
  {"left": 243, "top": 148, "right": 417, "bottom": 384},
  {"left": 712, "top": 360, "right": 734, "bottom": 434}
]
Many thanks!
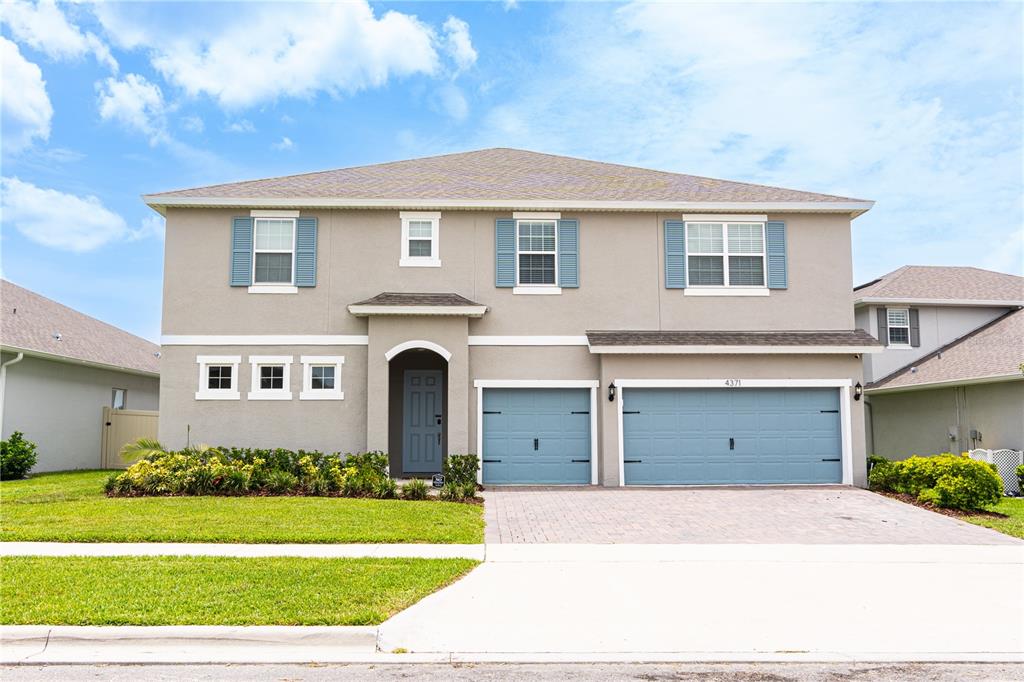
[
  {"left": 0, "top": 280, "right": 160, "bottom": 375},
  {"left": 854, "top": 266, "right": 1024, "bottom": 303},
  {"left": 351, "top": 292, "right": 483, "bottom": 307},
  {"left": 869, "top": 308, "right": 1024, "bottom": 391},
  {"left": 147, "top": 148, "right": 868, "bottom": 205},
  {"left": 587, "top": 329, "right": 880, "bottom": 347}
]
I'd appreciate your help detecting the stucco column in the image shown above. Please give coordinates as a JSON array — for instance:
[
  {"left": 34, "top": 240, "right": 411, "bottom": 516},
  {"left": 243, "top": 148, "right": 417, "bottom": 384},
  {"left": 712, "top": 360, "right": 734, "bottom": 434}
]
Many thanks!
[{"left": 365, "top": 319, "right": 390, "bottom": 452}]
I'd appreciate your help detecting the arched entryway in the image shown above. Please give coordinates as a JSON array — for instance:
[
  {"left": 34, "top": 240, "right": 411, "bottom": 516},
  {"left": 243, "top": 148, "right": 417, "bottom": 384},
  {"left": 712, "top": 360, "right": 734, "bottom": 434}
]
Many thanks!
[{"left": 386, "top": 345, "right": 449, "bottom": 477}]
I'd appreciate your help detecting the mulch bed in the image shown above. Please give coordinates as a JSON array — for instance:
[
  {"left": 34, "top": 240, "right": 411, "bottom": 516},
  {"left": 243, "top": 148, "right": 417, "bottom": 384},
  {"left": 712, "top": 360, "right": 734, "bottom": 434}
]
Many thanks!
[{"left": 877, "top": 491, "right": 1008, "bottom": 520}]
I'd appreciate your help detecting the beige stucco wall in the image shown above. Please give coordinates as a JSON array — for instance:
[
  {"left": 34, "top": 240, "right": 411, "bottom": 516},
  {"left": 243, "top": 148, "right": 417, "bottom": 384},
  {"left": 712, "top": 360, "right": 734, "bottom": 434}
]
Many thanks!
[
  {"left": 869, "top": 380, "right": 1024, "bottom": 458},
  {"left": 1, "top": 352, "right": 159, "bottom": 472},
  {"left": 163, "top": 208, "right": 857, "bottom": 336},
  {"left": 598, "top": 354, "right": 867, "bottom": 486},
  {"left": 157, "top": 345, "right": 367, "bottom": 453}
]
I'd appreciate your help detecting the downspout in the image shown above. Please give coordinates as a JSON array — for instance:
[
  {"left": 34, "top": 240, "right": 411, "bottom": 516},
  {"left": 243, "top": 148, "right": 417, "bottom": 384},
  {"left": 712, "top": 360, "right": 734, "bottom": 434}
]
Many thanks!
[{"left": 0, "top": 352, "right": 25, "bottom": 436}]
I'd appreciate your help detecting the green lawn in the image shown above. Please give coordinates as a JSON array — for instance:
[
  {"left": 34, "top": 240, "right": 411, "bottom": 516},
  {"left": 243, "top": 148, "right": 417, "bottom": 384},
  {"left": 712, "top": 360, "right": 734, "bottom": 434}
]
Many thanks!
[
  {"left": 964, "top": 497, "right": 1024, "bottom": 540},
  {"left": 0, "top": 555, "right": 477, "bottom": 625},
  {"left": 0, "top": 471, "right": 483, "bottom": 544}
]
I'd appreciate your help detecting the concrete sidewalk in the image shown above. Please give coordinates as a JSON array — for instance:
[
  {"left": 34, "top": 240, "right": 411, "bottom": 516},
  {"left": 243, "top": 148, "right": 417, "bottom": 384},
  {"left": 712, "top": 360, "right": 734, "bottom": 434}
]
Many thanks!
[{"left": 0, "top": 542, "right": 484, "bottom": 560}]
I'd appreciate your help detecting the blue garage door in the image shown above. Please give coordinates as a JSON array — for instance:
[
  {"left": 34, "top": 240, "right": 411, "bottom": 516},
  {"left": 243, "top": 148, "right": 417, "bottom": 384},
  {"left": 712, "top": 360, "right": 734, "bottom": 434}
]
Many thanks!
[
  {"left": 623, "top": 388, "right": 842, "bottom": 485},
  {"left": 482, "top": 388, "right": 591, "bottom": 484}
]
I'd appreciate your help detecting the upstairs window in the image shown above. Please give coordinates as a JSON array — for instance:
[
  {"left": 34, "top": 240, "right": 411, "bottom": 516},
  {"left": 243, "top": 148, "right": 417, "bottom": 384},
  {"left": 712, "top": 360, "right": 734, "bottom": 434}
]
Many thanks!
[
  {"left": 685, "top": 222, "right": 765, "bottom": 287},
  {"left": 253, "top": 218, "right": 295, "bottom": 284},
  {"left": 400, "top": 212, "right": 440, "bottom": 267},
  {"left": 516, "top": 220, "right": 557, "bottom": 286},
  {"left": 887, "top": 308, "right": 911, "bottom": 346}
]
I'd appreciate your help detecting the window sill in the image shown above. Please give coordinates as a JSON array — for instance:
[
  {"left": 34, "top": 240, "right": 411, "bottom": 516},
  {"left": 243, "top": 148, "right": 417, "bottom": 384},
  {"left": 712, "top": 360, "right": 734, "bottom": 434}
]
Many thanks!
[
  {"left": 248, "top": 285, "right": 298, "bottom": 294},
  {"left": 299, "top": 391, "right": 345, "bottom": 401},
  {"left": 886, "top": 344, "right": 914, "bottom": 350},
  {"left": 195, "top": 391, "right": 240, "bottom": 400},
  {"left": 683, "top": 288, "right": 770, "bottom": 297},
  {"left": 399, "top": 258, "right": 441, "bottom": 268},
  {"left": 247, "top": 391, "right": 293, "bottom": 401},
  {"left": 513, "top": 286, "right": 562, "bottom": 295}
]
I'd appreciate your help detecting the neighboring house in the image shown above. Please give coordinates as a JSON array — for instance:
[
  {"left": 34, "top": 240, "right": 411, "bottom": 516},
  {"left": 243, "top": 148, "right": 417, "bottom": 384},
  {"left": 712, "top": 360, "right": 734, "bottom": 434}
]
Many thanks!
[
  {"left": 0, "top": 280, "right": 160, "bottom": 472},
  {"left": 854, "top": 266, "right": 1024, "bottom": 458},
  {"left": 145, "top": 148, "right": 881, "bottom": 487}
]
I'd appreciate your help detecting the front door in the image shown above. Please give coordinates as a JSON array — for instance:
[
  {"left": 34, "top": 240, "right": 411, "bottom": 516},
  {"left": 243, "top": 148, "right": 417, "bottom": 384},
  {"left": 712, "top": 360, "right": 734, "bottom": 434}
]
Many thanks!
[{"left": 402, "top": 370, "right": 443, "bottom": 473}]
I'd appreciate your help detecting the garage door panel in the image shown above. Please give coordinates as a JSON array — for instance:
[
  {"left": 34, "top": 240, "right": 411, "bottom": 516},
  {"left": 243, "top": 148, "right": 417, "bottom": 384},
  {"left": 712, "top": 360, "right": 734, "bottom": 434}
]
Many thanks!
[
  {"left": 623, "top": 387, "right": 842, "bottom": 485},
  {"left": 482, "top": 388, "right": 591, "bottom": 485}
]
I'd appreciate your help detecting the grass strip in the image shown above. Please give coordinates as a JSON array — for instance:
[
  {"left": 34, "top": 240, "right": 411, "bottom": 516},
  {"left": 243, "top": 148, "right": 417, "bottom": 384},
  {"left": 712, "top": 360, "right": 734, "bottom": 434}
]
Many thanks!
[{"left": 0, "top": 555, "right": 477, "bottom": 625}]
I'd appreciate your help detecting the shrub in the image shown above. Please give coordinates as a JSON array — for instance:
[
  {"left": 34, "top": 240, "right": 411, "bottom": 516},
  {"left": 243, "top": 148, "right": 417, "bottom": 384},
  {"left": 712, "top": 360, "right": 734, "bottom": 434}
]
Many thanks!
[
  {"left": 459, "top": 481, "right": 478, "bottom": 500},
  {"left": 866, "top": 454, "right": 889, "bottom": 473},
  {"left": 439, "top": 482, "right": 465, "bottom": 502},
  {"left": 1017, "top": 465, "right": 1024, "bottom": 496},
  {"left": 372, "top": 476, "right": 398, "bottom": 499},
  {"left": 265, "top": 469, "right": 299, "bottom": 494},
  {"left": 402, "top": 478, "right": 429, "bottom": 501},
  {"left": 869, "top": 453, "right": 1003, "bottom": 511},
  {"left": 443, "top": 454, "right": 479, "bottom": 488},
  {"left": 0, "top": 431, "right": 37, "bottom": 480}
]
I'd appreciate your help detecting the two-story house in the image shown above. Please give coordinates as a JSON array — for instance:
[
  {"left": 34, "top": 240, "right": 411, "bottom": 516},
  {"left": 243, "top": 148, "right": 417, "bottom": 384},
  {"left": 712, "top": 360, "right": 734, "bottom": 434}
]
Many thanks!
[
  {"left": 145, "top": 148, "right": 881, "bottom": 487},
  {"left": 855, "top": 266, "right": 1024, "bottom": 458}
]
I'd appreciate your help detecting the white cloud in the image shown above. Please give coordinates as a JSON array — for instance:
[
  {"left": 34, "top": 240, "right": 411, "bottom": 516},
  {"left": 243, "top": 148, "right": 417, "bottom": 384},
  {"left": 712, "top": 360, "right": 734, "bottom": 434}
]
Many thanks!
[
  {"left": 180, "top": 115, "right": 204, "bottom": 133},
  {"left": 0, "top": 177, "right": 158, "bottom": 251},
  {"left": 0, "top": 37, "right": 52, "bottom": 153},
  {"left": 503, "top": 0, "right": 519, "bottom": 10},
  {"left": 436, "top": 84, "right": 469, "bottom": 122},
  {"left": 1, "top": 0, "right": 117, "bottom": 70},
  {"left": 443, "top": 16, "right": 477, "bottom": 73},
  {"left": 272, "top": 136, "right": 294, "bottom": 151},
  {"left": 95, "top": 2, "right": 444, "bottom": 109},
  {"left": 474, "top": 2, "right": 1023, "bottom": 277},
  {"left": 96, "top": 74, "right": 168, "bottom": 145},
  {"left": 224, "top": 119, "right": 256, "bottom": 133}
]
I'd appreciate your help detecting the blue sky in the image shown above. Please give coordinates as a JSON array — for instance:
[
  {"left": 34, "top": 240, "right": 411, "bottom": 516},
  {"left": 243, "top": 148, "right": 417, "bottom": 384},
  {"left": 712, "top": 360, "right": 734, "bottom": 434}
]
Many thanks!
[{"left": 2, "top": 1, "right": 1021, "bottom": 342}]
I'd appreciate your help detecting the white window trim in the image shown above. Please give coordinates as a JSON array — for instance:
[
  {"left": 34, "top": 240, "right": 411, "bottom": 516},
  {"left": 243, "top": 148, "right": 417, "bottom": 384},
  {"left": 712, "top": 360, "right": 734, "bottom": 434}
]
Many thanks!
[
  {"left": 515, "top": 218, "right": 559, "bottom": 289},
  {"left": 611, "top": 378, "right": 854, "bottom": 487},
  {"left": 685, "top": 221, "right": 767, "bottom": 290},
  {"left": 399, "top": 211, "right": 441, "bottom": 267},
  {"left": 196, "top": 355, "right": 241, "bottom": 400},
  {"left": 300, "top": 355, "right": 345, "bottom": 400},
  {"left": 251, "top": 209, "right": 299, "bottom": 218},
  {"left": 886, "top": 307, "right": 912, "bottom": 348},
  {"left": 248, "top": 355, "right": 293, "bottom": 400},
  {"left": 473, "top": 379, "right": 599, "bottom": 486},
  {"left": 251, "top": 216, "right": 297, "bottom": 288}
]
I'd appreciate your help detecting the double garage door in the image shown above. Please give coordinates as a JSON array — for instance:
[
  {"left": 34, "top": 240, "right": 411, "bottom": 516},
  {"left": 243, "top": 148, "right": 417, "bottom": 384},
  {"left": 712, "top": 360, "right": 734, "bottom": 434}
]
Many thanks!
[
  {"left": 479, "top": 386, "right": 842, "bottom": 485},
  {"left": 622, "top": 387, "right": 843, "bottom": 485}
]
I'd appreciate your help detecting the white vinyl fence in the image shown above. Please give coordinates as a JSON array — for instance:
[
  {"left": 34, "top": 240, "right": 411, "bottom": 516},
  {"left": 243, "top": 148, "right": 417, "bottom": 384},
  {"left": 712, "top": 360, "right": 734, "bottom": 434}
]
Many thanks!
[{"left": 969, "top": 448, "right": 1023, "bottom": 496}]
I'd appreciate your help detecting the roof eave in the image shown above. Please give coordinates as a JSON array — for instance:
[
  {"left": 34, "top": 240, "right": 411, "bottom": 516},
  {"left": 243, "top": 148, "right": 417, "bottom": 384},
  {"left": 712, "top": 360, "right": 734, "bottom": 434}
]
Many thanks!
[
  {"left": 866, "top": 373, "right": 1023, "bottom": 394},
  {"left": 346, "top": 304, "right": 488, "bottom": 318},
  {"left": 0, "top": 344, "right": 160, "bottom": 378},
  {"left": 587, "top": 344, "right": 882, "bottom": 355},
  {"left": 143, "top": 195, "right": 875, "bottom": 217},
  {"left": 854, "top": 297, "right": 1024, "bottom": 307}
]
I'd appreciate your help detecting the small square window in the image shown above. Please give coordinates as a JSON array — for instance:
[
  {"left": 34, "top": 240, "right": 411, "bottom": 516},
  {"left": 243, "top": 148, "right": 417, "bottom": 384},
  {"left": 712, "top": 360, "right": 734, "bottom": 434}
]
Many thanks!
[
  {"left": 311, "top": 365, "right": 335, "bottom": 390},
  {"left": 400, "top": 214, "right": 440, "bottom": 266},
  {"left": 112, "top": 388, "right": 127, "bottom": 410},
  {"left": 207, "top": 365, "right": 232, "bottom": 390},
  {"left": 260, "top": 365, "right": 284, "bottom": 390}
]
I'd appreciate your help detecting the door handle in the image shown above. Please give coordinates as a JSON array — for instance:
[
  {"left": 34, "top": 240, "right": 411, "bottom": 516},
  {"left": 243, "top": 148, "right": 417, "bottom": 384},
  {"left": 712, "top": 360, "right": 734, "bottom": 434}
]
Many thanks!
[
  {"left": 729, "top": 437, "right": 735, "bottom": 450},
  {"left": 435, "top": 414, "right": 443, "bottom": 425},
  {"left": 533, "top": 438, "right": 539, "bottom": 451}
]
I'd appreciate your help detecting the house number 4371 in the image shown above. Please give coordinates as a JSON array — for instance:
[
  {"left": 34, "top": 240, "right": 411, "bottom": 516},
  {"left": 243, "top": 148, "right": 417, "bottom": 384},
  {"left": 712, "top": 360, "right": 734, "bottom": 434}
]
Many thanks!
[{"left": 724, "top": 379, "right": 742, "bottom": 387}]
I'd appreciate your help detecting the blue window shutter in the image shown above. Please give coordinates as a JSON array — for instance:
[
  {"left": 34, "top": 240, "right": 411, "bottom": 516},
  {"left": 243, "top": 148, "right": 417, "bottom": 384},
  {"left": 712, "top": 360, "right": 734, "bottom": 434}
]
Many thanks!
[
  {"left": 230, "top": 217, "right": 253, "bottom": 286},
  {"left": 766, "top": 221, "right": 788, "bottom": 289},
  {"left": 557, "top": 219, "right": 579, "bottom": 288},
  {"left": 295, "top": 217, "right": 317, "bottom": 287},
  {"left": 495, "top": 218, "right": 515, "bottom": 287},
  {"left": 664, "top": 220, "right": 686, "bottom": 288}
]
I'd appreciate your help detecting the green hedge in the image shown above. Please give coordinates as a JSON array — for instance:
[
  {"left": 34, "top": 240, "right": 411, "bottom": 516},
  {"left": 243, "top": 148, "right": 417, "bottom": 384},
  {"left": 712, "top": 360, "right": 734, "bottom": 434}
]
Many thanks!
[
  {"left": 0, "top": 431, "right": 37, "bottom": 480},
  {"left": 868, "top": 453, "right": 1003, "bottom": 511}
]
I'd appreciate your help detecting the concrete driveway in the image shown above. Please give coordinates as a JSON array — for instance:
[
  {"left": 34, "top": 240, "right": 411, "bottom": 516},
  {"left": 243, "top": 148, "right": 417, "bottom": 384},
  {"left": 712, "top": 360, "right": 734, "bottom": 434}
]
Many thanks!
[{"left": 483, "top": 486, "right": 1019, "bottom": 544}]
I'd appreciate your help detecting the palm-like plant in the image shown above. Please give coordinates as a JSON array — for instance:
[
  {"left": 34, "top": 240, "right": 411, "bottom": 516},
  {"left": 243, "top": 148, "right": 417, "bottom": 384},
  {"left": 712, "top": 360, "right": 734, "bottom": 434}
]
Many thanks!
[{"left": 120, "top": 438, "right": 167, "bottom": 462}]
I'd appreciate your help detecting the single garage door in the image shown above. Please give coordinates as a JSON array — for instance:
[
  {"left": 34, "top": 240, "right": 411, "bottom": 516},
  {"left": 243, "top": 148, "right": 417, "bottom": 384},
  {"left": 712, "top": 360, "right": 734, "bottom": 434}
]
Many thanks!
[
  {"left": 623, "top": 387, "right": 842, "bottom": 485},
  {"left": 482, "top": 388, "right": 591, "bottom": 484}
]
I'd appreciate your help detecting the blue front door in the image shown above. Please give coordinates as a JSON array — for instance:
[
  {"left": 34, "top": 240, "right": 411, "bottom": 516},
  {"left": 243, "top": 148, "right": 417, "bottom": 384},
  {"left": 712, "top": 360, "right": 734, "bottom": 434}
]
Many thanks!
[
  {"left": 482, "top": 388, "right": 591, "bottom": 484},
  {"left": 623, "top": 388, "right": 842, "bottom": 485},
  {"left": 403, "top": 370, "right": 443, "bottom": 473}
]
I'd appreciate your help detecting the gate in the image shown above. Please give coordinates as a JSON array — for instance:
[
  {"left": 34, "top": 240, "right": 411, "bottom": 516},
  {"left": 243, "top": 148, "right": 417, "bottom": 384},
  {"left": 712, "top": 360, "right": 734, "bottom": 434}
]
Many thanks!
[{"left": 101, "top": 406, "right": 159, "bottom": 469}]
